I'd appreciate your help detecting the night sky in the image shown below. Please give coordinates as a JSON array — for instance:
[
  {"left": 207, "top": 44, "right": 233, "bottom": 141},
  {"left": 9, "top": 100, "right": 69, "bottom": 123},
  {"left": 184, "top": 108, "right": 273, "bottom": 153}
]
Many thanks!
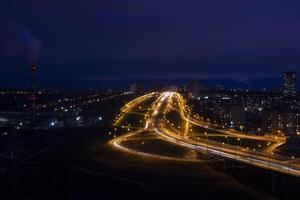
[{"left": 0, "top": 0, "right": 300, "bottom": 89}]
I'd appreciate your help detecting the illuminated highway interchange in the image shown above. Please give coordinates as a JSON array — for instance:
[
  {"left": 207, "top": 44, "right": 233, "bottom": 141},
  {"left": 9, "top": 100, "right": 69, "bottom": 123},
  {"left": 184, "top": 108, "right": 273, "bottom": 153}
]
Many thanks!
[{"left": 110, "top": 92, "right": 300, "bottom": 177}]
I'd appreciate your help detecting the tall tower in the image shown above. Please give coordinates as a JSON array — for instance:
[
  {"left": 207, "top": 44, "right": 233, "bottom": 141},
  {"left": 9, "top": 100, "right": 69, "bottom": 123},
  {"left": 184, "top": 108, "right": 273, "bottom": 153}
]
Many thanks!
[
  {"left": 188, "top": 80, "right": 199, "bottom": 99},
  {"left": 283, "top": 71, "right": 297, "bottom": 97},
  {"left": 30, "top": 63, "right": 37, "bottom": 128}
]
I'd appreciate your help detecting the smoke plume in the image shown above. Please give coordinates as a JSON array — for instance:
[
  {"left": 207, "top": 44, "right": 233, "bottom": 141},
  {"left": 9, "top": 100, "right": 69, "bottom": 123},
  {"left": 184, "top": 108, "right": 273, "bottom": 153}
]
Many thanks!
[{"left": 0, "top": 21, "right": 42, "bottom": 64}]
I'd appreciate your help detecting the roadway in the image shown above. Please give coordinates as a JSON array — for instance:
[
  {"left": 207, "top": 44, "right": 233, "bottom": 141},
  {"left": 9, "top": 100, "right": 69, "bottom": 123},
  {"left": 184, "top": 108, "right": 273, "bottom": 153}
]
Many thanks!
[{"left": 110, "top": 92, "right": 300, "bottom": 177}]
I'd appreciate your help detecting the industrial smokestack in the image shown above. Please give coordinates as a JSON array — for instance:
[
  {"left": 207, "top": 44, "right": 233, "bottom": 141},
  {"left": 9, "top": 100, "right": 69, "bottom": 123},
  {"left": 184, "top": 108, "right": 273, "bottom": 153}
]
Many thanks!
[
  {"left": 30, "top": 63, "right": 37, "bottom": 128},
  {"left": 0, "top": 21, "right": 42, "bottom": 128}
]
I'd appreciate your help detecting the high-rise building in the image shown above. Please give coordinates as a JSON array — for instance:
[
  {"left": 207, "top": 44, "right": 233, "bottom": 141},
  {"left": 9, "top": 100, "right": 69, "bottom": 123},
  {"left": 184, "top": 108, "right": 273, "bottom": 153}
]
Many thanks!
[
  {"left": 283, "top": 71, "right": 297, "bottom": 97},
  {"left": 262, "top": 108, "right": 300, "bottom": 136},
  {"left": 188, "top": 80, "right": 199, "bottom": 99}
]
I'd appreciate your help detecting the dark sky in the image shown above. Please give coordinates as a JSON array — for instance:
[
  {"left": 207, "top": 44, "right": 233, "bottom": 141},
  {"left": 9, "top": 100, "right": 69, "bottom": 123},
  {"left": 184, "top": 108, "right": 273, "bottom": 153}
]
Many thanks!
[{"left": 0, "top": 0, "right": 300, "bottom": 88}]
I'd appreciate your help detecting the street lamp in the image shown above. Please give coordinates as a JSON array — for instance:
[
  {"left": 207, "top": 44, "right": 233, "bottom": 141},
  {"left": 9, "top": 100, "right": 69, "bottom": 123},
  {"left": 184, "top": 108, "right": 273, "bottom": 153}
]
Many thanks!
[
  {"left": 251, "top": 148, "right": 256, "bottom": 163},
  {"left": 218, "top": 142, "right": 225, "bottom": 157},
  {"left": 237, "top": 138, "right": 241, "bottom": 147},
  {"left": 268, "top": 152, "right": 274, "bottom": 168},
  {"left": 289, "top": 156, "right": 294, "bottom": 173},
  {"left": 240, "top": 125, "right": 244, "bottom": 132},
  {"left": 204, "top": 132, "right": 208, "bottom": 153}
]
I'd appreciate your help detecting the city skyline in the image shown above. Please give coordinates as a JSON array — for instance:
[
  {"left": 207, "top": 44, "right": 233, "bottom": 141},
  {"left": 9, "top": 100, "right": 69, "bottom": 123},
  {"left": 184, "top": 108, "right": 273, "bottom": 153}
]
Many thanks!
[
  {"left": 1, "top": 2, "right": 300, "bottom": 199},
  {"left": 0, "top": 72, "right": 299, "bottom": 90}
]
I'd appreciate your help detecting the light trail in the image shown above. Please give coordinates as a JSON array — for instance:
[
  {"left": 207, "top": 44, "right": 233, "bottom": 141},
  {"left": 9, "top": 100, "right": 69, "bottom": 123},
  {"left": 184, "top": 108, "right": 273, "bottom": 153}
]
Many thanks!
[
  {"left": 171, "top": 92, "right": 285, "bottom": 144},
  {"left": 109, "top": 91, "right": 300, "bottom": 177},
  {"left": 114, "top": 92, "right": 156, "bottom": 126},
  {"left": 152, "top": 92, "right": 300, "bottom": 177},
  {"left": 109, "top": 129, "right": 208, "bottom": 162}
]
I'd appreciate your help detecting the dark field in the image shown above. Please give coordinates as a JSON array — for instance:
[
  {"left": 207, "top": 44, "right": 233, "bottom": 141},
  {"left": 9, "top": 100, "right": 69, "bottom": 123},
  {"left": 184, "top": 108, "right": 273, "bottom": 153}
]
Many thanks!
[{"left": 0, "top": 126, "right": 285, "bottom": 200}]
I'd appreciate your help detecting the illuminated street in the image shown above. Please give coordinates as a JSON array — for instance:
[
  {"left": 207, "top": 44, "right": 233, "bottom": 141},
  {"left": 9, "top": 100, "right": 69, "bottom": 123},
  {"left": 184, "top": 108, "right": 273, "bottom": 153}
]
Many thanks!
[
  {"left": 2, "top": 1, "right": 300, "bottom": 199},
  {"left": 110, "top": 92, "right": 300, "bottom": 177}
]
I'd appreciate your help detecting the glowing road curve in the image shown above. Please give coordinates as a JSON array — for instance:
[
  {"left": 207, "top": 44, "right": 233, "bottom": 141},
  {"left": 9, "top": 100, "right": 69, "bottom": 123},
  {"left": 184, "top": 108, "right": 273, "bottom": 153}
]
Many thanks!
[{"left": 109, "top": 92, "right": 300, "bottom": 177}]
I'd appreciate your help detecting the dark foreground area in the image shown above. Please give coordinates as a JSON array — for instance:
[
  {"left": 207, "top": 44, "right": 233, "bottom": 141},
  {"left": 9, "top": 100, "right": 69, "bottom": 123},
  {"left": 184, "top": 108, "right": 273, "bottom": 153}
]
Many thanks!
[{"left": 1, "top": 126, "right": 300, "bottom": 200}]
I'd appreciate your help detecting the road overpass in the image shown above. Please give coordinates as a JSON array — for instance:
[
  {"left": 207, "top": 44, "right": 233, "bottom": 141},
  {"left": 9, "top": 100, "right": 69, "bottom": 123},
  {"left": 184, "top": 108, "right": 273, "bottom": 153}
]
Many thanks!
[{"left": 110, "top": 92, "right": 300, "bottom": 177}]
